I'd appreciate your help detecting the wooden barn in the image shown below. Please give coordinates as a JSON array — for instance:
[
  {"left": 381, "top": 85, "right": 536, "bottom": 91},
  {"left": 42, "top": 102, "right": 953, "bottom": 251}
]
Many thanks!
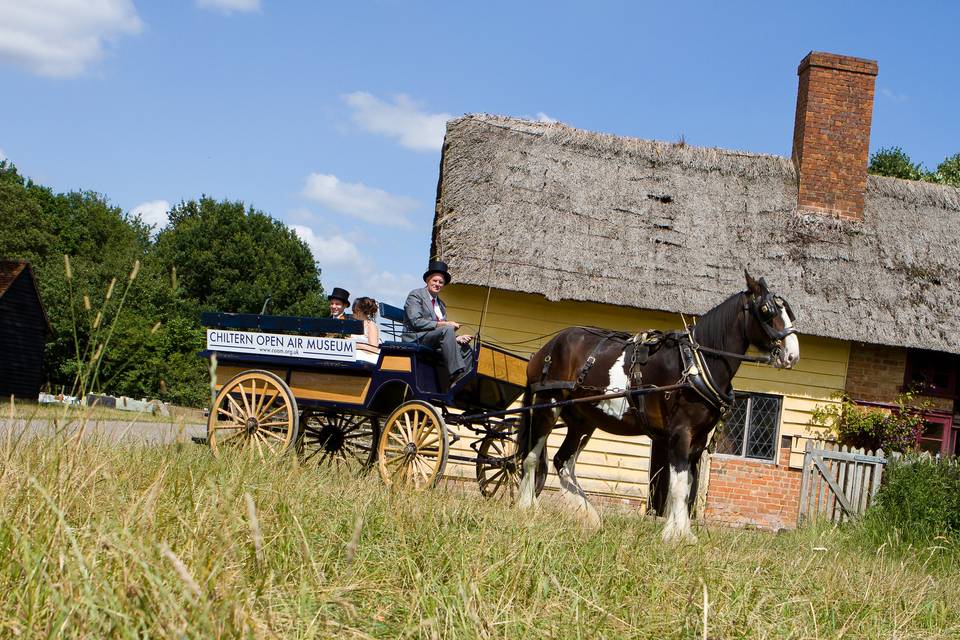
[
  {"left": 0, "top": 260, "right": 51, "bottom": 400},
  {"left": 431, "top": 52, "right": 960, "bottom": 530}
]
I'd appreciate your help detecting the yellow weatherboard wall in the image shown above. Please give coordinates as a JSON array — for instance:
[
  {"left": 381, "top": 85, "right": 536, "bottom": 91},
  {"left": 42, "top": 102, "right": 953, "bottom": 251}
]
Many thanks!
[{"left": 441, "top": 284, "right": 844, "bottom": 501}]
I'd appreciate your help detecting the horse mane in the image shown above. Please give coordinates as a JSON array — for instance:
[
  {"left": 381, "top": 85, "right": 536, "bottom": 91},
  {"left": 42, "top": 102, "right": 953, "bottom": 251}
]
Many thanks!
[{"left": 692, "top": 290, "right": 745, "bottom": 352}]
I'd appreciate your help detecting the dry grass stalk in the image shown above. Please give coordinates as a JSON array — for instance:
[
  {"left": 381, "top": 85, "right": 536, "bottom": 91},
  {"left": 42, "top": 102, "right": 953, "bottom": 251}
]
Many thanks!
[
  {"left": 161, "top": 542, "right": 203, "bottom": 600},
  {"left": 244, "top": 492, "right": 264, "bottom": 564}
]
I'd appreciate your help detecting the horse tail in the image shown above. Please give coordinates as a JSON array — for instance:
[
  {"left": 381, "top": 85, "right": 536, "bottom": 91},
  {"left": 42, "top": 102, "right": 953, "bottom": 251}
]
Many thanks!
[{"left": 516, "top": 386, "right": 534, "bottom": 460}]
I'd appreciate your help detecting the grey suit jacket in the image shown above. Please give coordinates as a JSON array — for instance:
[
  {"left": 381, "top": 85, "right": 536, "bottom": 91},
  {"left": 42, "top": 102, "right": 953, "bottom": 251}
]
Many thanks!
[{"left": 402, "top": 287, "right": 446, "bottom": 342}]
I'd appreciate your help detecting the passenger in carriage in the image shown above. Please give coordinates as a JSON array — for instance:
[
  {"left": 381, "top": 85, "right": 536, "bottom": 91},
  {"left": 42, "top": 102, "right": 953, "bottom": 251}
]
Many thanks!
[
  {"left": 351, "top": 297, "right": 381, "bottom": 364},
  {"left": 327, "top": 287, "right": 352, "bottom": 319},
  {"left": 402, "top": 260, "right": 474, "bottom": 386}
]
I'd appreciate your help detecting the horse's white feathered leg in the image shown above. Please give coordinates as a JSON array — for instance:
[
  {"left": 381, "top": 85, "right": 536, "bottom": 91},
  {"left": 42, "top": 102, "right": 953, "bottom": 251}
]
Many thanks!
[
  {"left": 518, "top": 433, "right": 547, "bottom": 508},
  {"left": 661, "top": 464, "right": 697, "bottom": 543}
]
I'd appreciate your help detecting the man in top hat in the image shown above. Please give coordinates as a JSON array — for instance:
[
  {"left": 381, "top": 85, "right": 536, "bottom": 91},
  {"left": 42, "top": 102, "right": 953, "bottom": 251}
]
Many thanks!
[
  {"left": 328, "top": 287, "right": 351, "bottom": 320},
  {"left": 402, "top": 260, "right": 473, "bottom": 386}
]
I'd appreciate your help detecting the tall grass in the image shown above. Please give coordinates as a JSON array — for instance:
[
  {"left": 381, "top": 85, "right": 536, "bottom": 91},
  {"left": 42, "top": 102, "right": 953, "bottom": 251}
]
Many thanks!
[{"left": 1, "top": 427, "right": 958, "bottom": 639}]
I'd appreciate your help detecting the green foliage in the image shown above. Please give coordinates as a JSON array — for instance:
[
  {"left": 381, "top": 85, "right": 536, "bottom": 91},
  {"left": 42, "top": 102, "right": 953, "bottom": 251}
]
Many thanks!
[
  {"left": 809, "top": 392, "right": 928, "bottom": 452},
  {"left": 869, "top": 147, "right": 960, "bottom": 188},
  {"left": 930, "top": 153, "right": 960, "bottom": 188},
  {"left": 859, "top": 455, "right": 960, "bottom": 548},
  {"left": 868, "top": 146, "right": 925, "bottom": 180},
  {"left": 152, "top": 197, "right": 326, "bottom": 317},
  {"left": 0, "top": 165, "right": 326, "bottom": 406}
]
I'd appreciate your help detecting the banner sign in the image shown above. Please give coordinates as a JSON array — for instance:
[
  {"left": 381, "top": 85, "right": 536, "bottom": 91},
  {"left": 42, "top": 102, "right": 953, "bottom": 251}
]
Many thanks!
[{"left": 206, "top": 329, "right": 356, "bottom": 362}]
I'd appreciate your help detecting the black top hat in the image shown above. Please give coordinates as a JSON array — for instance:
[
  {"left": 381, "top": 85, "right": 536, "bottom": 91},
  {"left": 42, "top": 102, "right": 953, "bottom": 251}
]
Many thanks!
[
  {"left": 328, "top": 287, "right": 350, "bottom": 306},
  {"left": 422, "top": 260, "right": 451, "bottom": 285}
]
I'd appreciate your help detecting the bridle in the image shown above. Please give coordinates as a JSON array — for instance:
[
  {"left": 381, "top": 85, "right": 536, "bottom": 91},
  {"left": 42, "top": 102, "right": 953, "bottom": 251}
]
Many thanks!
[{"left": 745, "top": 278, "right": 797, "bottom": 360}]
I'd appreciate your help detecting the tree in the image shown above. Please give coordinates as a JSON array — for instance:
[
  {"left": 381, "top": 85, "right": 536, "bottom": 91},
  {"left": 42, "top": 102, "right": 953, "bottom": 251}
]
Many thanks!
[
  {"left": 869, "top": 147, "right": 960, "bottom": 188},
  {"left": 152, "top": 197, "right": 326, "bottom": 317},
  {"left": 868, "top": 147, "right": 924, "bottom": 181},
  {"left": 931, "top": 153, "right": 960, "bottom": 188}
]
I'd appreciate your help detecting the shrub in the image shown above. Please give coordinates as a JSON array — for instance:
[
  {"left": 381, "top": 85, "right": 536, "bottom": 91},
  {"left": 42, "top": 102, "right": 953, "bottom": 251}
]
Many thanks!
[
  {"left": 860, "top": 455, "right": 960, "bottom": 547},
  {"left": 809, "top": 393, "right": 928, "bottom": 452}
]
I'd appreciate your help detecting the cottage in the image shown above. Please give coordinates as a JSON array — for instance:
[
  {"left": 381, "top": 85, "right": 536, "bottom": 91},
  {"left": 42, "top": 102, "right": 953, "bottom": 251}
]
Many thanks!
[
  {"left": 0, "top": 260, "right": 51, "bottom": 400},
  {"left": 431, "top": 52, "right": 960, "bottom": 530}
]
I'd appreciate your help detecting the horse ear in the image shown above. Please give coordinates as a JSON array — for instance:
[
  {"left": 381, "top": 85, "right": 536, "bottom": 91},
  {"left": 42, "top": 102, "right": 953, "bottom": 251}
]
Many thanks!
[{"left": 744, "top": 270, "right": 762, "bottom": 296}]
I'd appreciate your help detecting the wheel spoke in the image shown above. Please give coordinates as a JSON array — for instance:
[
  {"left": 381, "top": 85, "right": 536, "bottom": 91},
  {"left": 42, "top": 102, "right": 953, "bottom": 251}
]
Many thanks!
[
  {"left": 261, "top": 429, "right": 287, "bottom": 442},
  {"left": 415, "top": 421, "right": 436, "bottom": 448},
  {"left": 257, "top": 431, "right": 278, "bottom": 454},
  {"left": 226, "top": 394, "right": 246, "bottom": 420},
  {"left": 238, "top": 382, "right": 254, "bottom": 418},
  {"left": 258, "top": 420, "right": 291, "bottom": 428},
  {"left": 259, "top": 402, "right": 288, "bottom": 424},
  {"left": 217, "top": 430, "right": 247, "bottom": 445},
  {"left": 255, "top": 389, "right": 280, "bottom": 421},
  {"left": 385, "top": 454, "right": 407, "bottom": 467},
  {"left": 388, "top": 430, "right": 408, "bottom": 447},
  {"left": 217, "top": 406, "right": 244, "bottom": 423}
]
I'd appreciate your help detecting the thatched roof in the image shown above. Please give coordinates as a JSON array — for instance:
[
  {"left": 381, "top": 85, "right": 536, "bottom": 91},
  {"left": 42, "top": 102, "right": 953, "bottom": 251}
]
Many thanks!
[{"left": 432, "top": 115, "right": 960, "bottom": 354}]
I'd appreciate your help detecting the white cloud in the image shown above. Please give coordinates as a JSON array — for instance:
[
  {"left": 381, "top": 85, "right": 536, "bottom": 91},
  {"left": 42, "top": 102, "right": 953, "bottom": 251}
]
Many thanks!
[
  {"left": 292, "top": 224, "right": 363, "bottom": 270},
  {"left": 195, "top": 0, "right": 261, "bottom": 14},
  {"left": 131, "top": 199, "right": 170, "bottom": 229},
  {"left": 354, "top": 269, "right": 421, "bottom": 308},
  {"left": 342, "top": 92, "right": 450, "bottom": 152},
  {"left": 292, "top": 222, "right": 419, "bottom": 307},
  {"left": 535, "top": 112, "right": 558, "bottom": 123},
  {"left": 880, "top": 88, "right": 908, "bottom": 103},
  {"left": 0, "top": 0, "right": 142, "bottom": 77},
  {"left": 301, "top": 173, "right": 416, "bottom": 227}
]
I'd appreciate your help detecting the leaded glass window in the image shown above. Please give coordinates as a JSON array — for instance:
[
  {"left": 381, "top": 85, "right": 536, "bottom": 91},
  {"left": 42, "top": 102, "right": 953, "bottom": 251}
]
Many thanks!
[{"left": 714, "top": 393, "right": 782, "bottom": 461}]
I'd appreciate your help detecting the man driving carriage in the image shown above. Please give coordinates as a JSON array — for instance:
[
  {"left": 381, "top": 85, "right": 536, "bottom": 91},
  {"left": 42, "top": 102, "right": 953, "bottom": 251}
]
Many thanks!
[{"left": 402, "top": 260, "right": 474, "bottom": 386}]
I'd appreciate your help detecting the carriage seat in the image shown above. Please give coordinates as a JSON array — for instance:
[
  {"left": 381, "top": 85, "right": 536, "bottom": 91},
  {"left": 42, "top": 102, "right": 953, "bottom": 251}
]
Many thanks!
[{"left": 378, "top": 302, "right": 442, "bottom": 357}]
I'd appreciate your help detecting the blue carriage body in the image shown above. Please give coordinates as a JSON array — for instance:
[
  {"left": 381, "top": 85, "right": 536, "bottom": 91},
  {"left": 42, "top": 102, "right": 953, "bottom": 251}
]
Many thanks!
[{"left": 200, "top": 303, "right": 527, "bottom": 419}]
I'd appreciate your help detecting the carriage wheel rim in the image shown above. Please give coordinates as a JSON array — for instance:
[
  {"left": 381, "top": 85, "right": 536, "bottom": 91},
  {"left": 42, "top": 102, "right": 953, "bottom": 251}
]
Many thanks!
[
  {"left": 477, "top": 435, "right": 520, "bottom": 498},
  {"left": 300, "top": 412, "right": 376, "bottom": 468},
  {"left": 208, "top": 370, "right": 297, "bottom": 459},
  {"left": 378, "top": 402, "right": 446, "bottom": 490}
]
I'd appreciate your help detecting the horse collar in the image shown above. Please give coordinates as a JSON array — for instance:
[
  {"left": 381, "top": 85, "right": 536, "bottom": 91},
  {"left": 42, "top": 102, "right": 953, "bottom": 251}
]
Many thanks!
[{"left": 678, "top": 335, "right": 734, "bottom": 412}]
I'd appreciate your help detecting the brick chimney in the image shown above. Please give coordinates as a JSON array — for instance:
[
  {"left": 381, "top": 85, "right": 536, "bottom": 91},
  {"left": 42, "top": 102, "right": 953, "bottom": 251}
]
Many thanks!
[{"left": 791, "top": 51, "right": 878, "bottom": 220}]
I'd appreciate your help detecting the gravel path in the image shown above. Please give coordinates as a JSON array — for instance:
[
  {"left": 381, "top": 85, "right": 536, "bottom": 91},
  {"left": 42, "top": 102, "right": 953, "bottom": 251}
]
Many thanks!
[{"left": 2, "top": 417, "right": 207, "bottom": 445}]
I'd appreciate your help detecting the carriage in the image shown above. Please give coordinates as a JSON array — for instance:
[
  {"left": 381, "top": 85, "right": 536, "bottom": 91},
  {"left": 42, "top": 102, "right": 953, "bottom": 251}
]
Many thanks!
[{"left": 201, "top": 303, "right": 530, "bottom": 496}]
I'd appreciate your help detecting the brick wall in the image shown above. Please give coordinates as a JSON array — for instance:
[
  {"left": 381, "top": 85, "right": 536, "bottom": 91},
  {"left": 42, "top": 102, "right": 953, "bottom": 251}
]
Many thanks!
[
  {"left": 845, "top": 342, "right": 907, "bottom": 402},
  {"left": 704, "top": 442, "right": 800, "bottom": 531},
  {"left": 791, "top": 51, "right": 878, "bottom": 221}
]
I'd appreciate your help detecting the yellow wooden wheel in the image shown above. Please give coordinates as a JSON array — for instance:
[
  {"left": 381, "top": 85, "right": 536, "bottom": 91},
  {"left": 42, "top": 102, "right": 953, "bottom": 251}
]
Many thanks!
[
  {"left": 475, "top": 433, "right": 521, "bottom": 499},
  {"left": 377, "top": 401, "right": 448, "bottom": 490},
  {"left": 208, "top": 369, "right": 299, "bottom": 460}
]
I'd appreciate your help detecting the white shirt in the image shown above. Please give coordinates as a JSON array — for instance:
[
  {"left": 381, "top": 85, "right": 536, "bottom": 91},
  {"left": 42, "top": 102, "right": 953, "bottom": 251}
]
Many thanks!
[{"left": 431, "top": 296, "right": 445, "bottom": 321}]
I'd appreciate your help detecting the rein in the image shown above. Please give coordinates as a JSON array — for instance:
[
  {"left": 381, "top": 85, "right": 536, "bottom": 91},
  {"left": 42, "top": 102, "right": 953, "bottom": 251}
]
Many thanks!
[{"left": 694, "top": 344, "right": 772, "bottom": 364}]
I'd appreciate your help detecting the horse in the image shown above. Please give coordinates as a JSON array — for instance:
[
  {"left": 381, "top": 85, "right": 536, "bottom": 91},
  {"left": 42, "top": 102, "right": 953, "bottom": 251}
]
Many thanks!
[{"left": 516, "top": 271, "right": 800, "bottom": 542}]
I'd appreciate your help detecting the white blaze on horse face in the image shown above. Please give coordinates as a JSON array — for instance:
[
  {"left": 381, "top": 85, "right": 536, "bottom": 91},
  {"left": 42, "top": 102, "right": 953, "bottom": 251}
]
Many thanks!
[
  {"left": 779, "top": 307, "right": 800, "bottom": 369},
  {"left": 598, "top": 352, "right": 630, "bottom": 419}
]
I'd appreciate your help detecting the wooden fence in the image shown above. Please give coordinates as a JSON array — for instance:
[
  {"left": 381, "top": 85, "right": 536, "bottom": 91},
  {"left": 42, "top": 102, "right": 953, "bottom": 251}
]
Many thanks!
[{"left": 797, "top": 440, "right": 887, "bottom": 526}]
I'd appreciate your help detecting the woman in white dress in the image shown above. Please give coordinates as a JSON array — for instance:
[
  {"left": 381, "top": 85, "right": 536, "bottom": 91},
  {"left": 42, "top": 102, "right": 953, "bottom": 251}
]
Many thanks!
[{"left": 351, "top": 297, "right": 381, "bottom": 365}]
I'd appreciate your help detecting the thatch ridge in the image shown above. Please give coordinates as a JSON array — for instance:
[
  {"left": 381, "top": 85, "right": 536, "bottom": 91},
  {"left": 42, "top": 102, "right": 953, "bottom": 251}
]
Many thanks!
[{"left": 434, "top": 114, "right": 960, "bottom": 354}]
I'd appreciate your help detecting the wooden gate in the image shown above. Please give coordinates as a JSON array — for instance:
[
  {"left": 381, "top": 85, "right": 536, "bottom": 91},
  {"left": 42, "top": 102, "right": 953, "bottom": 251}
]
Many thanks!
[{"left": 797, "top": 441, "right": 887, "bottom": 526}]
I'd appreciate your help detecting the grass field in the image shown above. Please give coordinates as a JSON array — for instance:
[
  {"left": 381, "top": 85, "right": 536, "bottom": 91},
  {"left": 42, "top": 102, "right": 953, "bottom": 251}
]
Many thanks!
[{"left": 1, "top": 427, "right": 957, "bottom": 639}]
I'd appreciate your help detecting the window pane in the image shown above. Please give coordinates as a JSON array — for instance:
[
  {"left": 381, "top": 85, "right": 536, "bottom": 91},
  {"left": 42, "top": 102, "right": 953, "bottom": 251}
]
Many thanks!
[
  {"left": 745, "top": 395, "right": 781, "bottom": 460},
  {"left": 715, "top": 396, "right": 748, "bottom": 455}
]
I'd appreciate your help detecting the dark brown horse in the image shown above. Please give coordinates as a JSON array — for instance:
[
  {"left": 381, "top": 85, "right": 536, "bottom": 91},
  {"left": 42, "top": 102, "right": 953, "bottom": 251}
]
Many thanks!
[{"left": 516, "top": 272, "right": 800, "bottom": 541}]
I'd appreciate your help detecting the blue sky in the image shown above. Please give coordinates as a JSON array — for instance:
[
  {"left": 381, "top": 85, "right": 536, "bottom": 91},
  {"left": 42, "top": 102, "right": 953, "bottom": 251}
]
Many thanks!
[{"left": 1, "top": 0, "right": 957, "bottom": 307}]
